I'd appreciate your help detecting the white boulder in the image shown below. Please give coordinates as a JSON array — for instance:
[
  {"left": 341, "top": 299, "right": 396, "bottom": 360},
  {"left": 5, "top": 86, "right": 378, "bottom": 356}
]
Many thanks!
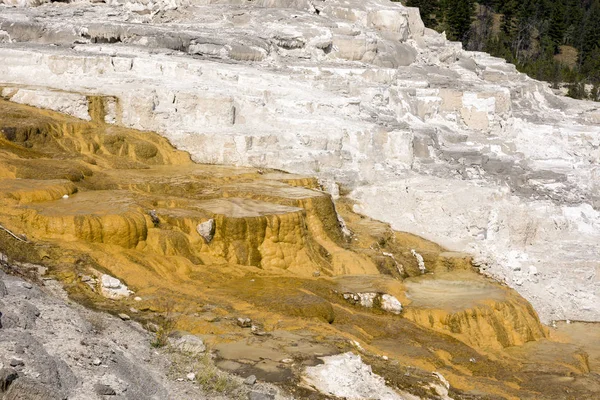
[
  {"left": 380, "top": 294, "right": 402, "bottom": 314},
  {"left": 303, "top": 352, "right": 403, "bottom": 400},
  {"left": 100, "top": 274, "right": 132, "bottom": 299},
  {"left": 196, "top": 219, "right": 215, "bottom": 243}
]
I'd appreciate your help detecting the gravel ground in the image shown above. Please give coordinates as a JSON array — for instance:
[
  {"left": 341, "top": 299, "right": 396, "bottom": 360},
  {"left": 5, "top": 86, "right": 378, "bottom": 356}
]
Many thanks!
[{"left": 0, "top": 265, "right": 255, "bottom": 400}]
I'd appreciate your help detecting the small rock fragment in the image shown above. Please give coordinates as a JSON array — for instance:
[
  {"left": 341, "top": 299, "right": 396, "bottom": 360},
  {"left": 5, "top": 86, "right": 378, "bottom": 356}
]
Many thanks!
[
  {"left": 100, "top": 275, "right": 132, "bottom": 299},
  {"left": 410, "top": 249, "right": 426, "bottom": 273},
  {"left": 22, "top": 282, "right": 33, "bottom": 289},
  {"left": 134, "top": 296, "right": 142, "bottom": 302},
  {"left": 0, "top": 310, "right": 19, "bottom": 329},
  {"left": 146, "top": 322, "right": 160, "bottom": 333},
  {"left": 514, "top": 278, "right": 523, "bottom": 286},
  {"left": 0, "top": 368, "right": 18, "bottom": 392},
  {"left": 148, "top": 209, "right": 160, "bottom": 226},
  {"left": 529, "top": 265, "right": 538, "bottom": 275},
  {"left": 94, "top": 383, "right": 116, "bottom": 396},
  {"left": 0, "top": 281, "right": 8, "bottom": 298},
  {"left": 237, "top": 317, "right": 252, "bottom": 328},
  {"left": 380, "top": 294, "right": 402, "bottom": 314},
  {"left": 118, "top": 313, "right": 130, "bottom": 321},
  {"left": 249, "top": 391, "right": 275, "bottom": 400},
  {"left": 170, "top": 335, "right": 206, "bottom": 354},
  {"left": 196, "top": 219, "right": 215, "bottom": 243},
  {"left": 251, "top": 325, "right": 267, "bottom": 336},
  {"left": 92, "top": 358, "right": 102, "bottom": 366},
  {"left": 62, "top": 194, "right": 69, "bottom": 199},
  {"left": 9, "top": 359, "right": 23, "bottom": 368},
  {"left": 244, "top": 375, "right": 257, "bottom": 386},
  {"left": 3, "top": 377, "right": 62, "bottom": 399},
  {"left": 186, "top": 372, "right": 196, "bottom": 381},
  {"left": 343, "top": 292, "right": 377, "bottom": 308},
  {"left": 432, "top": 371, "right": 450, "bottom": 390}
]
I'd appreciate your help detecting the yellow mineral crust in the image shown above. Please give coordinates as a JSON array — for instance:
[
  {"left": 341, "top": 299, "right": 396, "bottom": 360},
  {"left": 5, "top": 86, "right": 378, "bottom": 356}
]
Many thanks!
[
  {"left": 402, "top": 272, "right": 548, "bottom": 350},
  {"left": 21, "top": 191, "right": 149, "bottom": 248},
  {"left": 1, "top": 99, "right": 599, "bottom": 399},
  {"left": 0, "top": 179, "right": 77, "bottom": 203}
]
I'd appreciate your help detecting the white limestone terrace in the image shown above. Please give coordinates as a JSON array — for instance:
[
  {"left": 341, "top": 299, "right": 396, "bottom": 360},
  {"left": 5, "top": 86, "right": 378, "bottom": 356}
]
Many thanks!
[{"left": 0, "top": 0, "right": 598, "bottom": 324}]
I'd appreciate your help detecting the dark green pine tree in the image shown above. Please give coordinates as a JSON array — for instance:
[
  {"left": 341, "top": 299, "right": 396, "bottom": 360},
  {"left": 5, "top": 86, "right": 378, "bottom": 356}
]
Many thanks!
[
  {"left": 582, "top": 45, "right": 600, "bottom": 84},
  {"left": 580, "top": 0, "right": 600, "bottom": 65},
  {"left": 406, "top": 0, "right": 441, "bottom": 27},
  {"left": 497, "top": 0, "right": 520, "bottom": 35},
  {"left": 403, "top": 0, "right": 600, "bottom": 102},
  {"left": 548, "top": 0, "right": 567, "bottom": 53},
  {"left": 443, "top": 0, "right": 476, "bottom": 43},
  {"left": 563, "top": 0, "right": 585, "bottom": 46}
]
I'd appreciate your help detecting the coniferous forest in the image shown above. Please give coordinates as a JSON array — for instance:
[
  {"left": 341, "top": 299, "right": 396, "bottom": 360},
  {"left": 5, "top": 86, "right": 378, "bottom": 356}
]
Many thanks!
[{"left": 397, "top": 0, "right": 600, "bottom": 101}]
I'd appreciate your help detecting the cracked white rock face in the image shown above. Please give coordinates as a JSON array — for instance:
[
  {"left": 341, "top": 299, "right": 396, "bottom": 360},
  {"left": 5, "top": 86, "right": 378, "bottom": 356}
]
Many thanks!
[{"left": 0, "top": 0, "right": 598, "bottom": 322}]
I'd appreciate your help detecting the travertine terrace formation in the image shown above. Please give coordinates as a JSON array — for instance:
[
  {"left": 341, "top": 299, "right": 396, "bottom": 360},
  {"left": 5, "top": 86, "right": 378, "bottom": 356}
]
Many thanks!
[
  {"left": 1, "top": 97, "right": 599, "bottom": 399},
  {"left": 0, "top": 0, "right": 598, "bottom": 324},
  {"left": 0, "top": 0, "right": 599, "bottom": 398}
]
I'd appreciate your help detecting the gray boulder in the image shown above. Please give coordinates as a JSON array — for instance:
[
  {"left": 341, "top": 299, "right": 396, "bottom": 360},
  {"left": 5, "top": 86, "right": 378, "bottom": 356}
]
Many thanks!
[
  {"left": 0, "top": 302, "right": 40, "bottom": 329},
  {"left": 248, "top": 391, "right": 275, "bottom": 400},
  {"left": 93, "top": 383, "right": 116, "bottom": 396},
  {"left": 0, "top": 281, "right": 8, "bottom": 298},
  {"left": 2, "top": 377, "right": 63, "bottom": 400},
  {"left": 0, "top": 368, "right": 18, "bottom": 392},
  {"left": 169, "top": 334, "right": 206, "bottom": 355}
]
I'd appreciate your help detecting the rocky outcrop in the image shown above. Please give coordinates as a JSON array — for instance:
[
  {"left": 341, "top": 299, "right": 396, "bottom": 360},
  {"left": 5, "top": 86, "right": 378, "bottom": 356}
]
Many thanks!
[
  {"left": 340, "top": 292, "right": 403, "bottom": 315},
  {"left": 0, "top": 270, "right": 204, "bottom": 399}
]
